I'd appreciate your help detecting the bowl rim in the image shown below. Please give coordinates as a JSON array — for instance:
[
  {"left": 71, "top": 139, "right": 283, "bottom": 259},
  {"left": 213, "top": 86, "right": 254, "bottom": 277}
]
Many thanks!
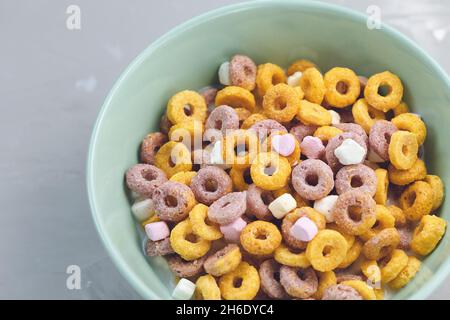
[{"left": 87, "top": 0, "right": 450, "bottom": 300}]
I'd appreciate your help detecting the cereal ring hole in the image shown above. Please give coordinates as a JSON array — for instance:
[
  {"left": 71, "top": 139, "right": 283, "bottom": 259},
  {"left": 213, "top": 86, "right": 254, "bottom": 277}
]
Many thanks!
[
  {"left": 233, "top": 277, "right": 243, "bottom": 288},
  {"left": 350, "top": 176, "right": 363, "bottom": 188},
  {"left": 235, "top": 144, "right": 249, "bottom": 157},
  {"left": 377, "top": 84, "right": 391, "bottom": 97},
  {"left": 144, "top": 170, "right": 158, "bottom": 181},
  {"left": 336, "top": 81, "right": 349, "bottom": 94},
  {"left": 306, "top": 173, "right": 319, "bottom": 186},
  {"left": 264, "top": 163, "right": 278, "bottom": 176},
  {"left": 348, "top": 206, "right": 363, "bottom": 222},
  {"left": 204, "top": 179, "right": 219, "bottom": 192},
  {"left": 296, "top": 269, "right": 310, "bottom": 280},
  {"left": 243, "top": 167, "right": 253, "bottom": 184},
  {"left": 213, "top": 119, "right": 223, "bottom": 130},
  {"left": 183, "top": 104, "right": 193, "bottom": 116},
  {"left": 185, "top": 233, "right": 200, "bottom": 243},
  {"left": 274, "top": 96, "right": 288, "bottom": 111},
  {"left": 165, "top": 195, "right": 178, "bottom": 207},
  {"left": 405, "top": 191, "right": 417, "bottom": 208},
  {"left": 323, "top": 245, "right": 333, "bottom": 257}
]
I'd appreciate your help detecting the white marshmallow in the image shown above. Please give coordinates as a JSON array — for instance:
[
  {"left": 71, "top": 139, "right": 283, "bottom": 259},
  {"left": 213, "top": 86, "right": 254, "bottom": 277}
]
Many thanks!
[
  {"left": 210, "top": 140, "right": 232, "bottom": 170},
  {"left": 172, "top": 278, "right": 196, "bottom": 300},
  {"left": 287, "top": 71, "right": 302, "bottom": 87},
  {"left": 268, "top": 193, "right": 297, "bottom": 219},
  {"left": 218, "top": 61, "right": 231, "bottom": 85},
  {"left": 328, "top": 110, "right": 341, "bottom": 125},
  {"left": 334, "top": 139, "right": 366, "bottom": 165},
  {"left": 314, "top": 195, "right": 338, "bottom": 222},
  {"left": 367, "top": 148, "right": 385, "bottom": 163},
  {"left": 131, "top": 198, "right": 155, "bottom": 222}
]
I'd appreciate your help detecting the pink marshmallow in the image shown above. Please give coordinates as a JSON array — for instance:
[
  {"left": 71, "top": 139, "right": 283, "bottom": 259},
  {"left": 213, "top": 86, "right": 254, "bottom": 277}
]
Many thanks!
[
  {"left": 272, "top": 134, "right": 296, "bottom": 157},
  {"left": 300, "top": 136, "right": 325, "bottom": 159},
  {"left": 220, "top": 217, "right": 247, "bottom": 242},
  {"left": 145, "top": 221, "right": 170, "bottom": 241},
  {"left": 289, "top": 216, "right": 318, "bottom": 242}
]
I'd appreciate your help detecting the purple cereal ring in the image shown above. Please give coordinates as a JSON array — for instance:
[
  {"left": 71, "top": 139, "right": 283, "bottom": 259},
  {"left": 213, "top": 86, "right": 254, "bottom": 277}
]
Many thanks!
[
  {"left": 334, "top": 123, "right": 368, "bottom": 144},
  {"left": 167, "top": 255, "right": 207, "bottom": 278},
  {"left": 335, "top": 272, "right": 364, "bottom": 283},
  {"left": 190, "top": 166, "right": 233, "bottom": 205},
  {"left": 199, "top": 86, "right": 218, "bottom": 107},
  {"left": 369, "top": 120, "right": 398, "bottom": 161},
  {"left": 281, "top": 209, "right": 314, "bottom": 249},
  {"left": 322, "top": 284, "right": 363, "bottom": 300},
  {"left": 126, "top": 164, "right": 168, "bottom": 198},
  {"left": 159, "top": 114, "right": 172, "bottom": 135},
  {"left": 335, "top": 164, "right": 377, "bottom": 196},
  {"left": 325, "top": 132, "right": 367, "bottom": 172},
  {"left": 140, "top": 132, "right": 168, "bottom": 164},
  {"left": 289, "top": 124, "right": 318, "bottom": 143},
  {"left": 259, "top": 259, "right": 287, "bottom": 299},
  {"left": 208, "top": 192, "right": 247, "bottom": 225},
  {"left": 397, "top": 227, "right": 412, "bottom": 250},
  {"left": 205, "top": 105, "right": 239, "bottom": 134},
  {"left": 145, "top": 238, "right": 174, "bottom": 256},
  {"left": 246, "top": 184, "right": 275, "bottom": 220},
  {"left": 291, "top": 159, "right": 334, "bottom": 200},
  {"left": 229, "top": 54, "right": 257, "bottom": 91},
  {"left": 153, "top": 181, "right": 195, "bottom": 222},
  {"left": 249, "top": 119, "right": 287, "bottom": 141},
  {"left": 280, "top": 266, "right": 318, "bottom": 299}
]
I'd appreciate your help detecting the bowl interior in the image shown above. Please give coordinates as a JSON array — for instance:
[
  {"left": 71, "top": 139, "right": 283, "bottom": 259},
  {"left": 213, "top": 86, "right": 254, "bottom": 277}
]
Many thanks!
[{"left": 88, "top": 0, "right": 450, "bottom": 299}]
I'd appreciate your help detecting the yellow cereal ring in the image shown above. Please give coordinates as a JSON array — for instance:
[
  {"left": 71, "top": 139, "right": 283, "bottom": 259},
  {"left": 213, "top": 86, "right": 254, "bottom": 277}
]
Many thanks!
[
  {"left": 215, "top": 86, "right": 256, "bottom": 112},
  {"left": 362, "top": 228, "right": 400, "bottom": 260},
  {"left": 154, "top": 141, "right": 192, "bottom": 178},
  {"left": 141, "top": 214, "right": 160, "bottom": 228},
  {"left": 287, "top": 59, "right": 317, "bottom": 75},
  {"left": 391, "top": 113, "right": 427, "bottom": 145},
  {"left": 388, "top": 158, "right": 427, "bottom": 186},
  {"left": 324, "top": 67, "right": 361, "bottom": 108},
  {"left": 424, "top": 175, "right": 444, "bottom": 211},
  {"left": 273, "top": 185, "right": 311, "bottom": 208},
  {"left": 250, "top": 152, "right": 291, "bottom": 190},
  {"left": 204, "top": 244, "right": 242, "bottom": 276},
  {"left": 168, "top": 120, "right": 203, "bottom": 145},
  {"left": 328, "top": 224, "right": 356, "bottom": 249},
  {"left": 380, "top": 249, "right": 408, "bottom": 283},
  {"left": 274, "top": 243, "right": 311, "bottom": 268},
  {"left": 352, "top": 98, "right": 386, "bottom": 134},
  {"left": 364, "top": 71, "right": 403, "bottom": 112},
  {"left": 189, "top": 204, "right": 223, "bottom": 241},
  {"left": 167, "top": 90, "right": 207, "bottom": 124},
  {"left": 240, "top": 221, "right": 282, "bottom": 255},
  {"left": 297, "top": 100, "right": 332, "bottom": 126},
  {"left": 262, "top": 83, "right": 303, "bottom": 123},
  {"left": 219, "top": 262, "right": 260, "bottom": 300},
  {"left": 314, "top": 126, "right": 343, "bottom": 144},
  {"left": 393, "top": 101, "right": 409, "bottom": 116},
  {"left": 313, "top": 271, "right": 337, "bottom": 300},
  {"left": 195, "top": 275, "right": 221, "bottom": 300},
  {"left": 388, "top": 131, "right": 418, "bottom": 170},
  {"left": 170, "top": 219, "right": 211, "bottom": 261},
  {"left": 266, "top": 132, "right": 301, "bottom": 166},
  {"left": 306, "top": 230, "right": 348, "bottom": 272},
  {"left": 359, "top": 205, "right": 395, "bottom": 241},
  {"left": 411, "top": 215, "right": 447, "bottom": 256},
  {"left": 374, "top": 168, "right": 389, "bottom": 205},
  {"left": 389, "top": 256, "right": 421, "bottom": 289},
  {"left": 387, "top": 205, "right": 406, "bottom": 227},
  {"left": 374, "top": 288, "right": 384, "bottom": 300},
  {"left": 338, "top": 239, "right": 363, "bottom": 269},
  {"left": 241, "top": 113, "right": 267, "bottom": 130},
  {"left": 222, "top": 129, "right": 259, "bottom": 169},
  {"left": 341, "top": 280, "right": 376, "bottom": 300},
  {"left": 361, "top": 259, "right": 381, "bottom": 284},
  {"left": 399, "top": 181, "right": 433, "bottom": 221},
  {"left": 170, "top": 171, "right": 197, "bottom": 185},
  {"left": 256, "top": 63, "right": 287, "bottom": 97},
  {"left": 230, "top": 165, "right": 252, "bottom": 191},
  {"left": 235, "top": 107, "right": 251, "bottom": 125},
  {"left": 300, "top": 68, "right": 326, "bottom": 104}
]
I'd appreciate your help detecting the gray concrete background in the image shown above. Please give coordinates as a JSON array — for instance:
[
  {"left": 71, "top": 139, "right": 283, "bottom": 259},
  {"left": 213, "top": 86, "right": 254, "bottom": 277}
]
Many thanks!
[{"left": 1, "top": 0, "right": 449, "bottom": 299}]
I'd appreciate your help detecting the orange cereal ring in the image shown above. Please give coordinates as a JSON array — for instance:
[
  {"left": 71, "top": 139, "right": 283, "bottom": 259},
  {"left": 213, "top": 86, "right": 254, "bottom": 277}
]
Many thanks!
[
  {"left": 391, "top": 113, "right": 427, "bottom": 145},
  {"left": 241, "top": 113, "right": 267, "bottom": 130},
  {"left": 324, "top": 67, "right": 361, "bottom": 108},
  {"left": 393, "top": 101, "right": 409, "bottom": 117},
  {"left": 204, "top": 244, "right": 242, "bottom": 276},
  {"left": 360, "top": 259, "right": 381, "bottom": 285},
  {"left": 364, "top": 71, "right": 403, "bottom": 112},
  {"left": 240, "top": 221, "right": 282, "bottom": 255},
  {"left": 222, "top": 129, "right": 259, "bottom": 169},
  {"left": 215, "top": 86, "right": 256, "bottom": 112},
  {"left": 411, "top": 215, "right": 447, "bottom": 256},
  {"left": 352, "top": 98, "right": 385, "bottom": 134},
  {"left": 338, "top": 239, "right": 363, "bottom": 269},
  {"left": 263, "top": 83, "right": 302, "bottom": 123},
  {"left": 256, "top": 63, "right": 287, "bottom": 96},
  {"left": 154, "top": 141, "right": 192, "bottom": 178},
  {"left": 219, "top": 261, "right": 260, "bottom": 300},
  {"left": 169, "top": 171, "right": 197, "bottom": 185},
  {"left": 388, "top": 131, "right": 418, "bottom": 170},
  {"left": 168, "top": 120, "right": 203, "bottom": 146},
  {"left": 167, "top": 90, "right": 207, "bottom": 124},
  {"left": 359, "top": 205, "right": 395, "bottom": 241},
  {"left": 300, "top": 68, "right": 326, "bottom": 104},
  {"left": 189, "top": 204, "right": 223, "bottom": 241},
  {"left": 380, "top": 249, "right": 408, "bottom": 283},
  {"left": 195, "top": 274, "right": 221, "bottom": 300},
  {"left": 230, "top": 165, "right": 253, "bottom": 191},
  {"left": 313, "top": 271, "right": 337, "bottom": 299},
  {"left": 389, "top": 256, "right": 421, "bottom": 289},
  {"left": 170, "top": 219, "right": 211, "bottom": 261},
  {"left": 340, "top": 280, "right": 376, "bottom": 300},
  {"left": 297, "top": 100, "right": 332, "bottom": 126},
  {"left": 250, "top": 152, "right": 291, "bottom": 190},
  {"left": 424, "top": 175, "right": 444, "bottom": 211},
  {"left": 266, "top": 132, "right": 301, "bottom": 166},
  {"left": 274, "top": 243, "right": 311, "bottom": 268},
  {"left": 287, "top": 59, "right": 317, "bottom": 75},
  {"left": 306, "top": 230, "right": 348, "bottom": 272},
  {"left": 314, "top": 126, "right": 343, "bottom": 144},
  {"left": 235, "top": 107, "right": 252, "bottom": 126},
  {"left": 387, "top": 205, "right": 406, "bottom": 227},
  {"left": 399, "top": 181, "right": 433, "bottom": 221},
  {"left": 374, "top": 168, "right": 389, "bottom": 205},
  {"left": 388, "top": 158, "right": 427, "bottom": 186},
  {"left": 362, "top": 228, "right": 400, "bottom": 260}
]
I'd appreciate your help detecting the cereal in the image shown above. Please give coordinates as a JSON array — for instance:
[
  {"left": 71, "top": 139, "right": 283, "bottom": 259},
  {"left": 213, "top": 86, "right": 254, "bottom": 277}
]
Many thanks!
[
  {"left": 306, "top": 229, "right": 348, "bottom": 272},
  {"left": 189, "top": 204, "right": 223, "bottom": 241},
  {"left": 154, "top": 141, "right": 192, "bottom": 178},
  {"left": 399, "top": 181, "right": 433, "bottom": 221},
  {"left": 220, "top": 217, "right": 247, "bottom": 243},
  {"left": 313, "top": 271, "right": 337, "bottom": 299},
  {"left": 291, "top": 159, "right": 334, "bottom": 200},
  {"left": 205, "top": 105, "right": 239, "bottom": 134},
  {"left": 369, "top": 120, "right": 398, "bottom": 161},
  {"left": 335, "top": 164, "right": 377, "bottom": 196},
  {"left": 168, "top": 120, "right": 203, "bottom": 146},
  {"left": 374, "top": 168, "right": 389, "bottom": 205},
  {"left": 190, "top": 166, "right": 232, "bottom": 205},
  {"left": 204, "top": 244, "right": 242, "bottom": 277},
  {"left": 424, "top": 175, "right": 444, "bottom": 211},
  {"left": 250, "top": 152, "right": 291, "bottom": 191},
  {"left": 153, "top": 181, "right": 196, "bottom": 222},
  {"left": 324, "top": 67, "right": 361, "bottom": 108},
  {"left": 245, "top": 184, "right": 274, "bottom": 220},
  {"left": 338, "top": 239, "right": 362, "bottom": 268},
  {"left": 222, "top": 129, "right": 259, "bottom": 168},
  {"left": 170, "top": 219, "right": 211, "bottom": 261},
  {"left": 391, "top": 113, "right": 427, "bottom": 145},
  {"left": 199, "top": 86, "right": 218, "bottom": 108},
  {"left": 208, "top": 191, "right": 247, "bottom": 225},
  {"left": 380, "top": 249, "right": 408, "bottom": 283},
  {"left": 240, "top": 221, "right": 282, "bottom": 255},
  {"left": 362, "top": 228, "right": 400, "bottom": 260},
  {"left": 263, "top": 83, "right": 302, "bottom": 122},
  {"left": 322, "top": 284, "right": 363, "bottom": 300},
  {"left": 397, "top": 228, "right": 412, "bottom": 250},
  {"left": 170, "top": 171, "right": 197, "bottom": 185},
  {"left": 215, "top": 86, "right": 256, "bottom": 112},
  {"left": 360, "top": 205, "right": 395, "bottom": 241},
  {"left": 219, "top": 261, "right": 260, "bottom": 300},
  {"left": 282, "top": 208, "right": 326, "bottom": 250},
  {"left": 325, "top": 132, "right": 367, "bottom": 171},
  {"left": 249, "top": 119, "right": 287, "bottom": 141},
  {"left": 167, "top": 90, "right": 207, "bottom": 124},
  {"left": 126, "top": 164, "right": 168, "bottom": 198},
  {"left": 297, "top": 100, "right": 332, "bottom": 126},
  {"left": 393, "top": 101, "right": 409, "bottom": 116},
  {"left": 235, "top": 107, "right": 251, "bottom": 126},
  {"left": 195, "top": 274, "right": 221, "bottom": 300},
  {"left": 300, "top": 68, "right": 326, "bottom": 104},
  {"left": 388, "top": 159, "right": 427, "bottom": 186},
  {"left": 268, "top": 193, "right": 297, "bottom": 219},
  {"left": 340, "top": 280, "right": 376, "bottom": 300},
  {"left": 141, "top": 132, "right": 168, "bottom": 164},
  {"left": 287, "top": 59, "right": 317, "bottom": 75},
  {"left": 411, "top": 215, "right": 447, "bottom": 256},
  {"left": 172, "top": 278, "right": 196, "bottom": 300},
  {"left": 145, "top": 238, "right": 174, "bottom": 256},
  {"left": 333, "top": 123, "right": 368, "bottom": 145},
  {"left": 159, "top": 114, "right": 172, "bottom": 135},
  {"left": 259, "top": 259, "right": 287, "bottom": 299},
  {"left": 389, "top": 256, "right": 421, "bottom": 289},
  {"left": 364, "top": 71, "right": 403, "bottom": 112},
  {"left": 388, "top": 131, "right": 418, "bottom": 170},
  {"left": 352, "top": 98, "right": 386, "bottom": 133},
  {"left": 290, "top": 124, "right": 318, "bottom": 143},
  {"left": 300, "top": 136, "right": 325, "bottom": 159},
  {"left": 256, "top": 63, "right": 287, "bottom": 97},
  {"left": 241, "top": 113, "right": 268, "bottom": 130},
  {"left": 280, "top": 266, "right": 318, "bottom": 298},
  {"left": 229, "top": 54, "right": 257, "bottom": 91},
  {"left": 388, "top": 205, "right": 407, "bottom": 227},
  {"left": 274, "top": 243, "right": 311, "bottom": 268},
  {"left": 167, "top": 255, "right": 207, "bottom": 278},
  {"left": 313, "top": 126, "right": 343, "bottom": 144}
]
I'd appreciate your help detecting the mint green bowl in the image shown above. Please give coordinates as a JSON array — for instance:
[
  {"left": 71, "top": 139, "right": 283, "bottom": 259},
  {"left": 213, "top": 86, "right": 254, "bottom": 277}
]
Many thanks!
[{"left": 87, "top": 0, "right": 450, "bottom": 299}]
